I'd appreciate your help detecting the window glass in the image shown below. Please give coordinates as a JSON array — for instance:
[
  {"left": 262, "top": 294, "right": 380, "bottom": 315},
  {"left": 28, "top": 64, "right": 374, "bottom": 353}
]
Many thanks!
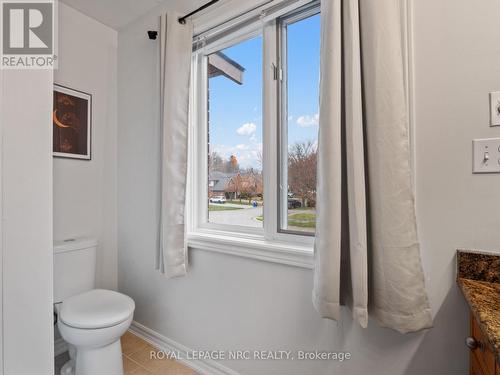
[
  {"left": 280, "top": 13, "right": 320, "bottom": 234},
  {"left": 207, "top": 35, "right": 264, "bottom": 228}
]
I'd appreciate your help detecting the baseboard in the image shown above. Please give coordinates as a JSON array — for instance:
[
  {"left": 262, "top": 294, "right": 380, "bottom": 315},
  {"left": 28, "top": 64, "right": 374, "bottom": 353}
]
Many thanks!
[
  {"left": 129, "top": 321, "right": 241, "bottom": 375},
  {"left": 54, "top": 337, "right": 68, "bottom": 357}
]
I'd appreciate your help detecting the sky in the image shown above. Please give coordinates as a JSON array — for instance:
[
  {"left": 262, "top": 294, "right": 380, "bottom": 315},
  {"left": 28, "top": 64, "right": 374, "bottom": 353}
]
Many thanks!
[{"left": 208, "top": 14, "right": 320, "bottom": 170}]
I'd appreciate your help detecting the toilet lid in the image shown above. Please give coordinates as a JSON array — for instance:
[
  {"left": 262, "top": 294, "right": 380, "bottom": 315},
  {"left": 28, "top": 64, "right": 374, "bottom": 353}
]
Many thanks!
[{"left": 59, "top": 289, "right": 135, "bottom": 329}]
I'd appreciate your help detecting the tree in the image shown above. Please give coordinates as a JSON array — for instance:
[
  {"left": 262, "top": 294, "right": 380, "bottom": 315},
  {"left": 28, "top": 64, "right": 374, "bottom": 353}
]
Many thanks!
[
  {"left": 224, "top": 171, "right": 263, "bottom": 203},
  {"left": 228, "top": 155, "right": 239, "bottom": 173},
  {"left": 208, "top": 152, "right": 241, "bottom": 174},
  {"left": 208, "top": 151, "right": 225, "bottom": 172},
  {"left": 225, "top": 173, "right": 242, "bottom": 202},
  {"left": 239, "top": 172, "right": 263, "bottom": 203},
  {"left": 256, "top": 150, "right": 263, "bottom": 170},
  {"left": 288, "top": 141, "right": 317, "bottom": 207}
]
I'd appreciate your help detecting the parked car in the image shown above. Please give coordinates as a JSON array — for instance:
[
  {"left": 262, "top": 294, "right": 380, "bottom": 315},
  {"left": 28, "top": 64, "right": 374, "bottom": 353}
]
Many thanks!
[
  {"left": 287, "top": 198, "right": 302, "bottom": 209},
  {"left": 210, "top": 196, "right": 226, "bottom": 204}
]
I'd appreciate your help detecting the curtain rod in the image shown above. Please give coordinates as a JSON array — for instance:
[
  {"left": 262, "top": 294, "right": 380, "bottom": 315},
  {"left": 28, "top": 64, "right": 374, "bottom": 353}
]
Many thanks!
[
  {"left": 147, "top": 0, "right": 315, "bottom": 40},
  {"left": 178, "top": 0, "right": 221, "bottom": 25},
  {"left": 147, "top": 0, "right": 220, "bottom": 39}
]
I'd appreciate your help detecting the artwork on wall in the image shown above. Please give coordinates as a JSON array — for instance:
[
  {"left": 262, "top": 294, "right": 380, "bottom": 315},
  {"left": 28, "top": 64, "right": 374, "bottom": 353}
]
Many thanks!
[{"left": 53, "top": 84, "right": 92, "bottom": 160}]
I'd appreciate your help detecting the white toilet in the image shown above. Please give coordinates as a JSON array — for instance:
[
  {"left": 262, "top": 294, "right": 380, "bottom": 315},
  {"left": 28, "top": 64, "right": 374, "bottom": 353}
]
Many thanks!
[{"left": 54, "top": 238, "right": 135, "bottom": 375}]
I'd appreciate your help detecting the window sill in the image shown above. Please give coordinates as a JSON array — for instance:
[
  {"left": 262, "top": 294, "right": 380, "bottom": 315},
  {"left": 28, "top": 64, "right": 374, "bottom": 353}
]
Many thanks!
[{"left": 187, "top": 231, "right": 314, "bottom": 269}]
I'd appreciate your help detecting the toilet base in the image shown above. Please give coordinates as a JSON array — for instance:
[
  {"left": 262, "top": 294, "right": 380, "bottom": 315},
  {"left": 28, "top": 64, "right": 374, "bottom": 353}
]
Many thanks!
[
  {"left": 60, "top": 340, "right": 123, "bottom": 375},
  {"left": 60, "top": 359, "right": 75, "bottom": 375}
]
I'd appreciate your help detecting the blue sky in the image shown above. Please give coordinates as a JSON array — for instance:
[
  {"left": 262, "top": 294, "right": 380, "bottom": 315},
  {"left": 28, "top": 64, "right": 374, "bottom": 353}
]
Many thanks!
[{"left": 208, "top": 14, "right": 320, "bottom": 170}]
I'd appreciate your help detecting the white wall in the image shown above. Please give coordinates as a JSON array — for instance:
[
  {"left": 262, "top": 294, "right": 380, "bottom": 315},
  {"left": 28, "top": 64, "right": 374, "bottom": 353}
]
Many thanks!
[
  {"left": 117, "top": 1, "right": 500, "bottom": 374},
  {"left": 0, "top": 69, "right": 54, "bottom": 373},
  {"left": 54, "top": 3, "right": 118, "bottom": 290},
  {"left": 413, "top": 0, "right": 500, "bottom": 303}
]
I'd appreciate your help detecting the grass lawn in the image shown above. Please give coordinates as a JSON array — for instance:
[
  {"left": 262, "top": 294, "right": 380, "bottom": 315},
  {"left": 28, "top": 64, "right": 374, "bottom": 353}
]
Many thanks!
[
  {"left": 287, "top": 213, "right": 316, "bottom": 228},
  {"left": 255, "top": 213, "right": 316, "bottom": 228},
  {"left": 208, "top": 204, "right": 244, "bottom": 211},
  {"left": 226, "top": 200, "right": 255, "bottom": 206}
]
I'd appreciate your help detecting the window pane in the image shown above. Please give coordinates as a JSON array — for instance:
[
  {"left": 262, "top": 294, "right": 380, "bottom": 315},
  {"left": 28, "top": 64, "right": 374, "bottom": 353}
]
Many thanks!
[
  {"left": 280, "top": 13, "right": 320, "bottom": 234},
  {"left": 207, "top": 35, "right": 263, "bottom": 228}
]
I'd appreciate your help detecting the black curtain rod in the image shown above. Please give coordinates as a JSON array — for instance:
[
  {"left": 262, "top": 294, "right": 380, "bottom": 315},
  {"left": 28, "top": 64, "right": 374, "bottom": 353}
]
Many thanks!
[
  {"left": 178, "top": 0, "right": 220, "bottom": 24},
  {"left": 147, "top": 0, "right": 220, "bottom": 39}
]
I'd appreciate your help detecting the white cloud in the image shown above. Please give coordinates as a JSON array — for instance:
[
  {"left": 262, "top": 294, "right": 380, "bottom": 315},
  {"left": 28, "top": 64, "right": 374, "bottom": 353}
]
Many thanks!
[
  {"left": 236, "top": 122, "right": 257, "bottom": 136},
  {"left": 235, "top": 144, "right": 249, "bottom": 150},
  {"left": 296, "top": 113, "right": 319, "bottom": 127}
]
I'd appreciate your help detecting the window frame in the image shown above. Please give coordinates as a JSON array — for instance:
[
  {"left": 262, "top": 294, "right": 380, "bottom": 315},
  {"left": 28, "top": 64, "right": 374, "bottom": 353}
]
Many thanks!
[
  {"left": 277, "top": 5, "right": 320, "bottom": 237},
  {"left": 187, "top": 3, "right": 320, "bottom": 267}
]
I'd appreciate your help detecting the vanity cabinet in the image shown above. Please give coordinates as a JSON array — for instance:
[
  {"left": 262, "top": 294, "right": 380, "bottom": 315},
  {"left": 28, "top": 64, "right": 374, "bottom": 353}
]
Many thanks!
[{"left": 468, "top": 313, "right": 500, "bottom": 375}]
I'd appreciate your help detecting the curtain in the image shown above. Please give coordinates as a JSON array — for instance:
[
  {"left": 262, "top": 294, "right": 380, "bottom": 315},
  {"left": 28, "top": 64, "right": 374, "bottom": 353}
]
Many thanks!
[
  {"left": 313, "top": 0, "right": 433, "bottom": 333},
  {"left": 156, "top": 12, "right": 193, "bottom": 278}
]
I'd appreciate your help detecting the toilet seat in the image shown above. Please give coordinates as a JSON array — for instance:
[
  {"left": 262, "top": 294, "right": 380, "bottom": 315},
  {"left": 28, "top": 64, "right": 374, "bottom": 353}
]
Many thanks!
[{"left": 59, "top": 289, "right": 135, "bottom": 329}]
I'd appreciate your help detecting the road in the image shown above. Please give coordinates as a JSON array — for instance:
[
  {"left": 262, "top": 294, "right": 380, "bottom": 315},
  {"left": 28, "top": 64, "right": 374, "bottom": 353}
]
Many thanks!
[
  {"left": 209, "top": 204, "right": 316, "bottom": 233},
  {"left": 209, "top": 204, "right": 263, "bottom": 227}
]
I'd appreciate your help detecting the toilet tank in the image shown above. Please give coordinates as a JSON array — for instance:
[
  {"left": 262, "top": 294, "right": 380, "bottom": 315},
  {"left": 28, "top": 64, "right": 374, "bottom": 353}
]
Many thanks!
[{"left": 54, "top": 237, "right": 97, "bottom": 303}]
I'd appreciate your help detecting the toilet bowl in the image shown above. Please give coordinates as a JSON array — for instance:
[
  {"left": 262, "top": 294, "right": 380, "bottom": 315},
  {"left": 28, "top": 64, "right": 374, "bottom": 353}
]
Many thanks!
[
  {"left": 54, "top": 238, "right": 135, "bottom": 375},
  {"left": 57, "top": 289, "right": 135, "bottom": 375}
]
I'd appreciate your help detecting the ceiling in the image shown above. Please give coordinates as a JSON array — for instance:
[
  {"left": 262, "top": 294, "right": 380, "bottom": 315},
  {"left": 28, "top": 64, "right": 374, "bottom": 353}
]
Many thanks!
[{"left": 59, "top": 0, "right": 203, "bottom": 30}]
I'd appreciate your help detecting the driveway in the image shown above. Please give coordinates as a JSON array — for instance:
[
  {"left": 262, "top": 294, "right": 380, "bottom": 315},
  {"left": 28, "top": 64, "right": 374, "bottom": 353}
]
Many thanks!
[{"left": 209, "top": 205, "right": 263, "bottom": 227}]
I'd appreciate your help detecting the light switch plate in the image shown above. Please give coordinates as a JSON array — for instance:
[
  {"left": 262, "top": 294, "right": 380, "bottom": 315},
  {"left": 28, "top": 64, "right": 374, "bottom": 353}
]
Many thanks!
[
  {"left": 490, "top": 92, "right": 500, "bottom": 126},
  {"left": 473, "top": 138, "right": 500, "bottom": 173}
]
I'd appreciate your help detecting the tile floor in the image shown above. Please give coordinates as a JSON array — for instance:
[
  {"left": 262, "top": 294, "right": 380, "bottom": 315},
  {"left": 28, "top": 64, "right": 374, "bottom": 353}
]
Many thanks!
[{"left": 55, "top": 330, "right": 199, "bottom": 375}]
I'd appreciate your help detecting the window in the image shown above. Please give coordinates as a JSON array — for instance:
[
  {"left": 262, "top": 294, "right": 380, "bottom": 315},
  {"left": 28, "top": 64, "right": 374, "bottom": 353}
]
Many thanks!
[
  {"left": 207, "top": 35, "right": 264, "bottom": 228},
  {"left": 279, "top": 10, "right": 320, "bottom": 235},
  {"left": 189, "top": 2, "right": 320, "bottom": 255}
]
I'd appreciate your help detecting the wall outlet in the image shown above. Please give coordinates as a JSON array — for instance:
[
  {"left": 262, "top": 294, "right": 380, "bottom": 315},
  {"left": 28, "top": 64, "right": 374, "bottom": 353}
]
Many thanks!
[
  {"left": 473, "top": 138, "right": 500, "bottom": 173},
  {"left": 489, "top": 92, "right": 500, "bottom": 126}
]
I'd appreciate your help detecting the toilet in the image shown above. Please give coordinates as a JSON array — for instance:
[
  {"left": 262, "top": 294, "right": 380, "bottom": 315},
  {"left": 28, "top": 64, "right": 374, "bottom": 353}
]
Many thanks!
[{"left": 54, "top": 238, "right": 135, "bottom": 375}]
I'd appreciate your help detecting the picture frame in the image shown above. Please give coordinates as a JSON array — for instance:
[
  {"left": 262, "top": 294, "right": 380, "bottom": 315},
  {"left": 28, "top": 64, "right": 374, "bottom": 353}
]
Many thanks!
[{"left": 53, "top": 84, "right": 92, "bottom": 160}]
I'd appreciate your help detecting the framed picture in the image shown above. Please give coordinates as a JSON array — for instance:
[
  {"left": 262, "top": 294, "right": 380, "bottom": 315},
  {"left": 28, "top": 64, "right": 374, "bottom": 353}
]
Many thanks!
[{"left": 53, "top": 84, "right": 92, "bottom": 160}]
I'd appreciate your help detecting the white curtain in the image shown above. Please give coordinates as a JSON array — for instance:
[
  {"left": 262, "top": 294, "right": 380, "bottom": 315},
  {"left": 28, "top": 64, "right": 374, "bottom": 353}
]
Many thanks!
[
  {"left": 157, "top": 12, "right": 193, "bottom": 278},
  {"left": 313, "top": 0, "right": 433, "bottom": 333}
]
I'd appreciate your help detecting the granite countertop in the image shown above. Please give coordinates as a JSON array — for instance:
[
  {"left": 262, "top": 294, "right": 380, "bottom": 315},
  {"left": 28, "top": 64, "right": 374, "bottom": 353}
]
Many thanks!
[{"left": 457, "top": 250, "right": 500, "bottom": 362}]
